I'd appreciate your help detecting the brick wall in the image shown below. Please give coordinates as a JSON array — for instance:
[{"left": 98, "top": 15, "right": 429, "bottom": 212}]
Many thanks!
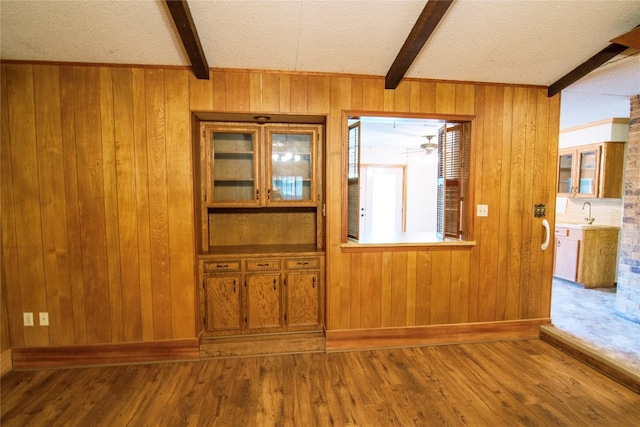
[{"left": 616, "top": 94, "right": 640, "bottom": 323}]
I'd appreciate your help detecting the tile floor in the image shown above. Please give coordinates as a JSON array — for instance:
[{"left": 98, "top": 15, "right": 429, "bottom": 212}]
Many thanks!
[{"left": 551, "top": 278, "right": 640, "bottom": 372}]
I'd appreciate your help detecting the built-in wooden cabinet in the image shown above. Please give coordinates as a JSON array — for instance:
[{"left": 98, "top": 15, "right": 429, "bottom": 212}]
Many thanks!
[
  {"left": 199, "top": 254, "right": 324, "bottom": 336},
  {"left": 196, "top": 119, "right": 325, "bottom": 339},
  {"left": 557, "top": 141, "right": 625, "bottom": 198},
  {"left": 553, "top": 225, "right": 619, "bottom": 288}
]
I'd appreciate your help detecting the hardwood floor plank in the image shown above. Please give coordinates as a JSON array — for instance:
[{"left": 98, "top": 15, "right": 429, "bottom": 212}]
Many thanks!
[{"left": 2, "top": 340, "right": 639, "bottom": 426}]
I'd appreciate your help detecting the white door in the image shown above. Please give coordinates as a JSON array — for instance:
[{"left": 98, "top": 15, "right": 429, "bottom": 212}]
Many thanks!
[{"left": 360, "top": 166, "right": 405, "bottom": 235}]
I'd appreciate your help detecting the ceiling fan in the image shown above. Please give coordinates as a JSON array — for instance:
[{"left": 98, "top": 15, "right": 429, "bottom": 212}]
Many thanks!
[{"left": 402, "top": 135, "right": 438, "bottom": 155}]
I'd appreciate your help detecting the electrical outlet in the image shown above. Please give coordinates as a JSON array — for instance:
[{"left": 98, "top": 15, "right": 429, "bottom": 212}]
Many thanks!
[
  {"left": 23, "top": 312, "right": 34, "bottom": 327},
  {"left": 477, "top": 204, "right": 489, "bottom": 217},
  {"left": 39, "top": 312, "right": 49, "bottom": 326}
]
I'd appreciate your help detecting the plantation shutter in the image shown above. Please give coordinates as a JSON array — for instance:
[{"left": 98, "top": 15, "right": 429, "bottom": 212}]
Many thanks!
[
  {"left": 436, "top": 124, "right": 463, "bottom": 239},
  {"left": 347, "top": 122, "right": 361, "bottom": 239}
]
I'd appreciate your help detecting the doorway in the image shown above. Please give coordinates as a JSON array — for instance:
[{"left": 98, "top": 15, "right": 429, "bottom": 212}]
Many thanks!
[{"left": 360, "top": 165, "right": 405, "bottom": 234}]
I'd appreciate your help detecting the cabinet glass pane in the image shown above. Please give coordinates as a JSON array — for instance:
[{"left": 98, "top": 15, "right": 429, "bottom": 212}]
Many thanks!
[
  {"left": 558, "top": 153, "right": 573, "bottom": 193},
  {"left": 578, "top": 151, "right": 597, "bottom": 195},
  {"left": 212, "top": 132, "right": 255, "bottom": 201},
  {"left": 270, "top": 133, "right": 312, "bottom": 201}
]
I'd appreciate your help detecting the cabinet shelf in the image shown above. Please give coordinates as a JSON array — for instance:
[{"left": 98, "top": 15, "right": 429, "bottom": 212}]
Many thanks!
[{"left": 214, "top": 152, "right": 254, "bottom": 157}]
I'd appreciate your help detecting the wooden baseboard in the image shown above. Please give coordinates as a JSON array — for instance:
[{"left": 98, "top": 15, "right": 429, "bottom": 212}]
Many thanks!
[
  {"left": 326, "top": 319, "right": 551, "bottom": 352},
  {"left": 540, "top": 325, "right": 640, "bottom": 393},
  {"left": 200, "top": 331, "right": 325, "bottom": 358},
  {"left": 11, "top": 338, "right": 200, "bottom": 369},
  {"left": 1, "top": 349, "right": 12, "bottom": 376}
]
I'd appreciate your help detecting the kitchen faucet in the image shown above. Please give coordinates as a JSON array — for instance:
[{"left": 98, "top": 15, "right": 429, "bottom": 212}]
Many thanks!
[{"left": 583, "top": 201, "right": 595, "bottom": 224}]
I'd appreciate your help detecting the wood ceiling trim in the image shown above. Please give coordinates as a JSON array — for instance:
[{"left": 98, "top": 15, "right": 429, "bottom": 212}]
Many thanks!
[
  {"left": 547, "top": 43, "right": 628, "bottom": 97},
  {"left": 548, "top": 25, "right": 639, "bottom": 97},
  {"left": 385, "top": 0, "right": 454, "bottom": 90},
  {"left": 164, "top": 0, "right": 209, "bottom": 80}
]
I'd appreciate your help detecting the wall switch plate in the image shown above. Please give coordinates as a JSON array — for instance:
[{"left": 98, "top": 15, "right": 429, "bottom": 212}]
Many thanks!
[
  {"left": 23, "top": 312, "right": 34, "bottom": 326},
  {"left": 39, "top": 312, "right": 49, "bottom": 326},
  {"left": 477, "top": 204, "right": 489, "bottom": 217}
]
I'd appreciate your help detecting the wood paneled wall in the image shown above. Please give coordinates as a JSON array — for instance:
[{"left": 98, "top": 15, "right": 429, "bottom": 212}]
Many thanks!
[{"left": 1, "top": 63, "right": 559, "bottom": 351}]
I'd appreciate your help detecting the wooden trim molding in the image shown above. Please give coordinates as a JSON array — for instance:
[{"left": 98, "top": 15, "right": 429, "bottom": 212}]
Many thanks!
[
  {"left": 560, "top": 117, "right": 630, "bottom": 134},
  {"left": 325, "top": 319, "right": 551, "bottom": 352},
  {"left": 11, "top": 339, "right": 200, "bottom": 369},
  {"left": 1, "top": 349, "right": 12, "bottom": 377}
]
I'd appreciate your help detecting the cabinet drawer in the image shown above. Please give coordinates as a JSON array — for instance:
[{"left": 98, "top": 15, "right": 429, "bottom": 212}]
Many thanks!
[
  {"left": 202, "top": 259, "right": 241, "bottom": 273},
  {"left": 285, "top": 257, "right": 321, "bottom": 270},
  {"left": 246, "top": 259, "right": 281, "bottom": 271},
  {"left": 555, "top": 227, "right": 582, "bottom": 240}
]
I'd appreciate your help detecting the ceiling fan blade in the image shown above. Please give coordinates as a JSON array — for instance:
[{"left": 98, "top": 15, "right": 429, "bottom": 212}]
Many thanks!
[{"left": 610, "top": 26, "right": 640, "bottom": 49}]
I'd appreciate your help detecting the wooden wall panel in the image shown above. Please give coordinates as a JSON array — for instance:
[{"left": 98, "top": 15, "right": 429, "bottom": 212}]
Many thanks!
[
  {"left": 74, "top": 67, "right": 112, "bottom": 344},
  {"left": 60, "top": 65, "right": 88, "bottom": 344},
  {"left": 33, "top": 65, "right": 74, "bottom": 345},
  {"left": 1, "top": 63, "right": 559, "bottom": 352},
  {"left": 132, "top": 68, "right": 155, "bottom": 342},
  {"left": 7, "top": 65, "right": 51, "bottom": 347},
  {"left": 1, "top": 65, "right": 22, "bottom": 349},
  {"left": 477, "top": 85, "right": 504, "bottom": 322},
  {"left": 112, "top": 68, "right": 143, "bottom": 343},
  {"left": 100, "top": 67, "right": 125, "bottom": 343},
  {"left": 164, "top": 69, "right": 196, "bottom": 339},
  {"left": 505, "top": 87, "right": 528, "bottom": 320},
  {"left": 144, "top": 69, "right": 173, "bottom": 341},
  {"left": 189, "top": 70, "right": 214, "bottom": 111}
]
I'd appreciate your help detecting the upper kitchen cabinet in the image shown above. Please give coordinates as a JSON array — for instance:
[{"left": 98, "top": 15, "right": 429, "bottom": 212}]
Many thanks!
[
  {"left": 203, "top": 122, "right": 320, "bottom": 208},
  {"left": 557, "top": 141, "right": 625, "bottom": 198}
]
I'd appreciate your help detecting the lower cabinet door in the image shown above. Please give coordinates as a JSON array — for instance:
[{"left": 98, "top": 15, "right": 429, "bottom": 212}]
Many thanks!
[
  {"left": 204, "top": 275, "right": 243, "bottom": 332},
  {"left": 286, "top": 272, "right": 320, "bottom": 327},
  {"left": 246, "top": 273, "right": 282, "bottom": 329},
  {"left": 554, "top": 237, "right": 580, "bottom": 282}
]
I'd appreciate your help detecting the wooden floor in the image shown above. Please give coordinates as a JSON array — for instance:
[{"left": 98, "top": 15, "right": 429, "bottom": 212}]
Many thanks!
[{"left": 2, "top": 339, "right": 639, "bottom": 426}]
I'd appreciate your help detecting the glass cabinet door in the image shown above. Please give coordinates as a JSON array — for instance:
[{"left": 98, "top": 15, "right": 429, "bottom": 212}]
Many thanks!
[
  {"left": 557, "top": 152, "right": 574, "bottom": 195},
  {"left": 208, "top": 127, "right": 260, "bottom": 206},
  {"left": 266, "top": 127, "right": 316, "bottom": 206},
  {"left": 576, "top": 148, "right": 600, "bottom": 197}
]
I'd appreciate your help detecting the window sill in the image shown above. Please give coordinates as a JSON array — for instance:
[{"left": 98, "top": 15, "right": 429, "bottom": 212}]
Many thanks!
[{"left": 341, "top": 232, "right": 476, "bottom": 252}]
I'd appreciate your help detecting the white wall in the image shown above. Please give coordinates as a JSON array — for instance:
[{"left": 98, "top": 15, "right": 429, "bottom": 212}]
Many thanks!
[{"left": 560, "top": 92, "right": 630, "bottom": 129}]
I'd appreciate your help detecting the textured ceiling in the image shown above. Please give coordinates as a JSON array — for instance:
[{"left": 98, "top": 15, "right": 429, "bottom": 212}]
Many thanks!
[{"left": 1, "top": 0, "right": 639, "bottom": 95}]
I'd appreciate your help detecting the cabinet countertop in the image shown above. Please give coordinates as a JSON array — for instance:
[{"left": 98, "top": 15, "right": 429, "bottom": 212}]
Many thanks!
[{"left": 555, "top": 222, "right": 619, "bottom": 230}]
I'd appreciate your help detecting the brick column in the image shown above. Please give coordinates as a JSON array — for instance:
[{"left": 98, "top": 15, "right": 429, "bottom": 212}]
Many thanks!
[{"left": 617, "top": 94, "right": 640, "bottom": 323}]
